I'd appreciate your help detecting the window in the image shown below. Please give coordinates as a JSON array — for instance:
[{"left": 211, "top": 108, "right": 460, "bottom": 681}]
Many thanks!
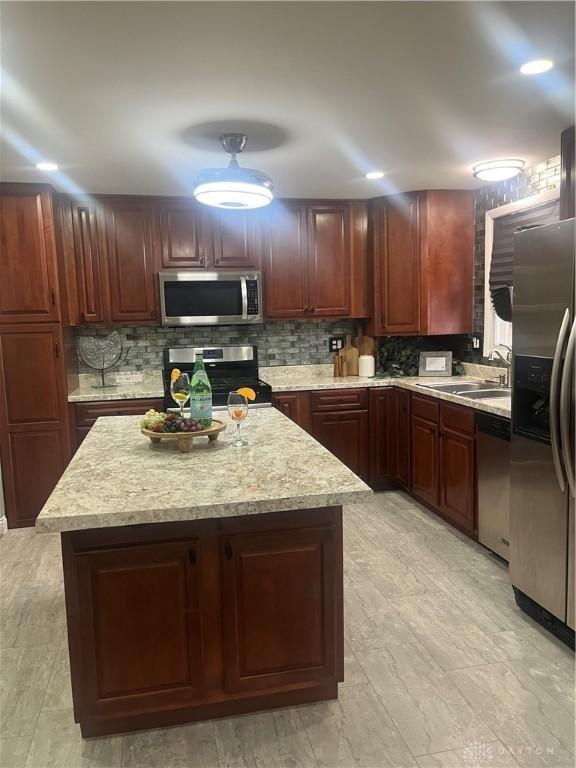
[{"left": 483, "top": 189, "right": 560, "bottom": 358}]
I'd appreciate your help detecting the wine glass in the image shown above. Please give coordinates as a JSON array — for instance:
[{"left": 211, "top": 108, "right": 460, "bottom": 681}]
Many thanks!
[
  {"left": 227, "top": 392, "right": 248, "bottom": 447},
  {"left": 171, "top": 373, "right": 190, "bottom": 418}
]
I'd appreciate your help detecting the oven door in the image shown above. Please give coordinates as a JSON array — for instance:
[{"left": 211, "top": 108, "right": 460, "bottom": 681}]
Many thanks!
[{"left": 160, "top": 271, "right": 262, "bottom": 326}]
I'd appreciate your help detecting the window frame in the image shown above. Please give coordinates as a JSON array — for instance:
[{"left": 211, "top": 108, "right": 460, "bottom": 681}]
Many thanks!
[{"left": 483, "top": 188, "right": 560, "bottom": 358}]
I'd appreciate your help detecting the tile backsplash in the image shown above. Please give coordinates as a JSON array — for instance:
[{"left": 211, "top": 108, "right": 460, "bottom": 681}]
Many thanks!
[{"left": 75, "top": 321, "right": 357, "bottom": 372}]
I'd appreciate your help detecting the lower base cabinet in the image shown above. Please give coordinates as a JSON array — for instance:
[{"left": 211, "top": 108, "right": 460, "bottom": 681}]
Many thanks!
[
  {"left": 62, "top": 507, "right": 343, "bottom": 737},
  {"left": 411, "top": 415, "right": 440, "bottom": 507},
  {"left": 311, "top": 410, "right": 369, "bottom": 481}
]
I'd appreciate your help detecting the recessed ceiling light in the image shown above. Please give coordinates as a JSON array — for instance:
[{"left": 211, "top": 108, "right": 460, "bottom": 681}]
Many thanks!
[
  {"left": 365, "top": 170, "right": 384, "bottom": 180},
  {"left": 472, "top": 159, "right": 525, "bottom": 182},
  {"left": 36, "top": 161, "right": 58, "bottom": 172},
  {"left": 520, "top": 59, "right": 554, "bottom": 75}
]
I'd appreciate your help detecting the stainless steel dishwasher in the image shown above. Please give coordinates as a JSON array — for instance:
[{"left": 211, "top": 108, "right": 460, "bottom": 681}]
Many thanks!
[{"left": 476, "top": 412, "right": 511, "bottom": 561}]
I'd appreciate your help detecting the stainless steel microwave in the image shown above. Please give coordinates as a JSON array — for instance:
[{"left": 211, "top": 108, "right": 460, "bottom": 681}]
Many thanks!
[{"left": 159, "top": 271, "right": 263, "bottom": 326}]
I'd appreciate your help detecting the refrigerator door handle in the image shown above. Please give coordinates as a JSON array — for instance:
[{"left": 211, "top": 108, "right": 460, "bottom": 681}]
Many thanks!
[
  {"left": 560, "top": 313, "right": 576, "bottom": 497},
  {"left": 550, "top": 307, "right": 570, "bottom": 493}
]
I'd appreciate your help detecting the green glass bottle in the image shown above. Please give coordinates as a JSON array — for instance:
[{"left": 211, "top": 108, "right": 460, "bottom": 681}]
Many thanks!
[{"left": 189, "top": 352, "right": 212, "bottom": 428}]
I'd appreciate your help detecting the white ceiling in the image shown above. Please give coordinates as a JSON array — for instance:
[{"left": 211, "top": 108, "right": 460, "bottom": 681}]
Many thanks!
[{"left": 1, "top": 1, "right": 574, "bottom": 198}]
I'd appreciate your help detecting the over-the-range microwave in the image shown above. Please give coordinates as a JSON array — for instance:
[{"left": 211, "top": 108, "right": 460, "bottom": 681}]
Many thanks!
[{"left": 159, "top": 271, "right": 263, "bottom": 326}]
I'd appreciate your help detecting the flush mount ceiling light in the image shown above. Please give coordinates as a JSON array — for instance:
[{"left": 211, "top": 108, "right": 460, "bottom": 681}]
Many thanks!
[
  {"left": 193, "top": 133, "right": 273, "bottom": 209},
  {"left": 365, "top": 170, "right": 384, "bottom": 180},
  {"left": 520, "top": 59, "right": 554, "bottom": 75},
  {"left": 36, "top": 161, "right": 58, "bottom": 171},
  {"left": 472, "top": 158, "right": 525, "bottom": 182}
]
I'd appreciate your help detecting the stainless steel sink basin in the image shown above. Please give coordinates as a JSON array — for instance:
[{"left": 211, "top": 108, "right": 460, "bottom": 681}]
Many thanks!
[
  {"left": 461, "top": 389, "right": 511, "bottom": 400},
  {"left": 419, "top": 380, "right": 502, "bottom": 394}
]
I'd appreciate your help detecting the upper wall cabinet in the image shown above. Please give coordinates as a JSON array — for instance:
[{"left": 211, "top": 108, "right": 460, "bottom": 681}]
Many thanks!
[
  {"left": 104, "top": 197, "right": 159, "bottom": 323},
  {"left": 371, "top": 190, "right": 474, "bottom": 336},
  {"left": 158, "top": 198, "right": 207, "bottom": 269},
  {"left": 207, "top": 209, "right": 262, "bottom": 269},
  {"left": 70, "top": 199, "right": 108, "bottom": 324},
  {"left": 0, "top": 184, "right": 60, "bottom": 323},
  {"left": 263, "top": 200, "right": 368, "bottom": 319}
]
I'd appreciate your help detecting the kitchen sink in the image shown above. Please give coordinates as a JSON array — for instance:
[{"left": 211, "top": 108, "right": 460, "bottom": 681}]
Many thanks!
[
  {"left": 419, "top": 380, "right": 503, "bottom": 394},
  {"left": 461, "top": 389, "right": 511, "bottom": 400}
]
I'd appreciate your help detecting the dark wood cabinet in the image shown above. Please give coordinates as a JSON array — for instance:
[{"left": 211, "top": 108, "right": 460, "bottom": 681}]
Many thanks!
[
  {"left": 311, "top": 409, "right": 369, "bottom": 481},
  {"left": 439, "top": 428, "right": 475, "bottom": 532},
  {"left": 208, "top": 209, "right": 262, "bottom": 269},
  {"left": 103, "top": 197, "right": 158, "bottom": 323},
  {"left": 369, "top": 388, "right": 396, "bottom": 488},
  {"left": 271, "top": 391, "right": 311, "bottom": 432},
  {"left": 221, "top": 525, "right": 336, "bottom": 693},
  {"left": 71, "top": 397, "right": 164, "bottom": 451},
  {"left": 263, "top": 200, "right": 368, "bottom": 319},
  {"left": 74, "top": 539, "right": 203, "bottom": 715},
  {"left": 371, "top": 190, "right": 474, "bottom": 336},
  {"left": 0, "top": 323, "right": 70, "bottom": 527},
  {"left": 395, "top": 389, "right": 411, "bottom": 488},
  {"left": 264, "top": 202, "right": 309, "bottom": 318},
  {"left": 158, "top": 198, "right": 207, "bottom": 269},
  {"left": 411, "top": 414, "right": 439, "bottom": 507},
  {"left": 62, "top": 507, "right": 343, "bottom": 737},
  {"left": 70, "top": 200, "right": 108, "bottom": 323},
  {"left": 306, "top": 204, "right": 351, "bottom": 316},
  {"left": 0, "top": 185, "right": 60, "bottom": 323}
]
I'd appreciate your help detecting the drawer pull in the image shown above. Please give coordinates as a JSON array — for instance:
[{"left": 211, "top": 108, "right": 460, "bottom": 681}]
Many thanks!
[{"left": 224, "top": 543, "right": 233, "bottom": 560}]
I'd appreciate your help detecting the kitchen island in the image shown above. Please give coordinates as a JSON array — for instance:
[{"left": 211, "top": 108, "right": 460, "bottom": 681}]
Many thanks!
[{"left": 36, "top": 408, "right": 371, "bottom": 737}]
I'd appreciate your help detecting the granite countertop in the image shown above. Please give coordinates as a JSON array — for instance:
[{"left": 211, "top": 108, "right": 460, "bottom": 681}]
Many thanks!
[
  {"left": 36, "top": 408, "right": 372, "bottom": 533},
  {"left": 67, "top": 364, "right": 511, "bottom": 419},
  {"left": 67, "top": 371, "right": 164, "bottom": 403}
]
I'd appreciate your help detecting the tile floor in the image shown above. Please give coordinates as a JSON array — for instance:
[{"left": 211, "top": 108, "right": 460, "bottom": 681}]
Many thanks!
[{"left": 0, "top": 492, "right": 574, "bottom": 768}]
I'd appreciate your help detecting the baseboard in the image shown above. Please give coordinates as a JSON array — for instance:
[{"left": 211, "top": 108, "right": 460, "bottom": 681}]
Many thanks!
[{"left": 513, "top": 587, "right": 575, "bottom": 650}]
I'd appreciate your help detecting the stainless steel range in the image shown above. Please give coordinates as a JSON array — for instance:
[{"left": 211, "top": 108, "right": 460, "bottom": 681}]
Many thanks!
[{"left": 162, "top": 345, "right": 272, "bottom": 411}]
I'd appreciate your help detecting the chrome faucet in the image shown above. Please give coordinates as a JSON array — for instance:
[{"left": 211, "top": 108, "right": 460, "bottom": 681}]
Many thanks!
[{"left": 489, "top": 344, "right": 512, "bottom": 387}]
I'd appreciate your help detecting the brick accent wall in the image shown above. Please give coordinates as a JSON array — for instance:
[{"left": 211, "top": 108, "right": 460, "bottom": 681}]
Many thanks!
[
  {"left": 76, "top": 320, "right": 357, "bottom": 372},
  {"left": 473, "top": 155, "right": 561, "bottom": 335}
]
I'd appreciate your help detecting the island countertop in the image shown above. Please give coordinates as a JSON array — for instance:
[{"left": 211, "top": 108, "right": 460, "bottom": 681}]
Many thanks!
[{"left": 36, "top": 408, "right": 372, "bottom": 533}]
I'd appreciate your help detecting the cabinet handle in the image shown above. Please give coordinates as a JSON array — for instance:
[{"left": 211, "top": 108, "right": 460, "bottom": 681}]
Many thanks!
[
  {"left": 224, "top": 542, "right": 233, "bottom": 560},
  {"left": 54, "top": 342, "right": 60, "bottom": 359},
  {"left": 189, "top": 549, "right": 197, "bottom": 565},
  {"left": 50, "top": 288, "right": 56, "bottom": 306}
]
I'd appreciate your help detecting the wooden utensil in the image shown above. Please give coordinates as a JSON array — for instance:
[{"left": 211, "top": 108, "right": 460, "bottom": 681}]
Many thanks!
[{"left": 342, "top": 335, "right": 359, "bottom": 376}]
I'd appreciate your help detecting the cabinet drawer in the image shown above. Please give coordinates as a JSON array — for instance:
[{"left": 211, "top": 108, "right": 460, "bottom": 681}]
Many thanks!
[
  {"left": 74, "top": 398, "right": 164, "bottom": 427},
  {"left": 440, "top": 402, "right": 475, "bottom": 435},
  {"left": 411, "top": 394, "right": 439, "bottom": 423},
  {"left": 310, "top": 389, "right": 367, "bottom": 412}
]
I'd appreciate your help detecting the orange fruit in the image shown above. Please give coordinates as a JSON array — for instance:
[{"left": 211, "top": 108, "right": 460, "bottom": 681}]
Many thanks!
[
  {"left": 170, "top": 368, "right": 181, "bottom": 383},
  {"left": 236, "top": 386, "right": 256, "bottom": 401}
]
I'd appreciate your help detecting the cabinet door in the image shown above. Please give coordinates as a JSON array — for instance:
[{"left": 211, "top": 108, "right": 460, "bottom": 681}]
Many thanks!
[
  {"left": 369, "top": 389, "right": 396, "bottom": 487},
  {"left": 74, "top": 540, "right": 203, "bottom": 716},
  {"left": 104, "top": 198, "right": 158, "bottom": 322},
  {"left": 263, "top": 202, "right": 308, "bottom": 318},
  {"left": 221, "top": 527, "right": 336, "bottom": 693},
  {"left": 71, "top": 201, "right": 108, "bottom": 323},
  {"left": 1, "top": 429, "right": 66, "bottom": 528},
  {"left": 311, "top": 409, "right": 369, "bottom": 480},
  {"left": 439, "top": 428, "right": 476, "bottom": 533},
  {"left": 0, "top": 188, "right": 60, "bottom": 322},
  {"left": 373, "top": 195, "right": 420, "bottom": 334},
  {"left": 411, "top": 416, "right": 439, "bottom": 507},
  {"left": 158, "top": 199, "right": 207, "bottom": 269},
  {"left": 395, "top": 389, "right": 411, "bottom": 488},
  {"left": 208, "top": 210, "right": 262, "bottom": 269},
  {"left": 272, "top": 392, "right": 310, "bottom": 432},
  {"left": 307, "top": 204, "right": 351, "bottom": 316},
  {"left": 0, "top": 325, "right": 66, "bottom": 426}
]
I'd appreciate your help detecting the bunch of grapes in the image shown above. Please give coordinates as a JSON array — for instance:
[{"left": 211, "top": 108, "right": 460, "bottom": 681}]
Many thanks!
[
  {"left": 140, "top": 409, "right": 166, "bottom": 431},
  {"left": 164, "top": 413, "right": 205, "bottom": 433}
]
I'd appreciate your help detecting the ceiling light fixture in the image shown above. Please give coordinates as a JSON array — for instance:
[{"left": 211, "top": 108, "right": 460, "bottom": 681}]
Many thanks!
[
  {"left": 472, "top": 158, "right": 525, "bottom": 182},
  {"left": 36, "top": 161, "right": 58, "bottom": 171},
  {"left": 193, "top": 133, "right": 273, "bottom": 209},
  {"left": 520, "top": 59, "right": 554, "bottom": 75},
  {"left": 365, "top": 170, "right": 384, "bottom": 180}
]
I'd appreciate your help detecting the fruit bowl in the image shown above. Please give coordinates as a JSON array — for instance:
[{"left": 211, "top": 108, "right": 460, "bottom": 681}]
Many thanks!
[{"left": 141, "top": 419, "right": 226, "bottom": 452}]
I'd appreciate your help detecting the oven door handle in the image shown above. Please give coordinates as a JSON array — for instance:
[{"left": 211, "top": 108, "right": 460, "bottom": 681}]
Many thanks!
[
  {"left": 240, "top": 276, "right": 248, "bottom": 320},
  {"left": 550, "top": 307, "right": 570, "bottom": 493},
  {"left": 560, "top": 313, "right": 576, "bottom": 497}
]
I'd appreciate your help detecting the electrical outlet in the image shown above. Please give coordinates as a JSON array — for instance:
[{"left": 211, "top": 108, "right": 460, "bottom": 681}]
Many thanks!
[
  {"left": 472, "top": 336, "right": 481, "bottom": 349},
  {"left": 328, "top": 336, "right": 345, "bottom": 353}
]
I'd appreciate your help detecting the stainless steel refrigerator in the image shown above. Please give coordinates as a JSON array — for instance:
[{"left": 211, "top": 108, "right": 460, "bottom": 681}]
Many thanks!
[{"left": 510, "top": 218, "right": 575, "bottom": 643}]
